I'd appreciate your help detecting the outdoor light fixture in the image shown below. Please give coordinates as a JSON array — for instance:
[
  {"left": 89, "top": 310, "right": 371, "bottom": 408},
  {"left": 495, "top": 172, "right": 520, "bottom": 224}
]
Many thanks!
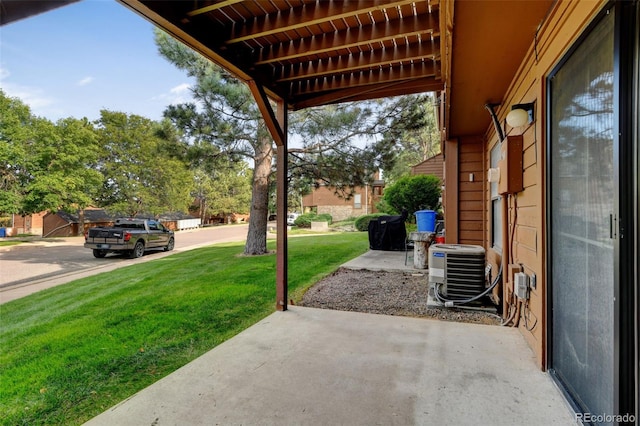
[{"left": 506, "top": 103, "right": 535, "bottom": 127}]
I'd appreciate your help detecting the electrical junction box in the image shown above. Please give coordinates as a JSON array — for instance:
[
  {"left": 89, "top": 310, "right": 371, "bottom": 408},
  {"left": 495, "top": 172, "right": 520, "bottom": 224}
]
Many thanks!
[
  {"left": 498, "top": 135, "right": 523, "bottom": 195},
  {"left": 514, "top": 272, "right": 529, "bottom": 299}
]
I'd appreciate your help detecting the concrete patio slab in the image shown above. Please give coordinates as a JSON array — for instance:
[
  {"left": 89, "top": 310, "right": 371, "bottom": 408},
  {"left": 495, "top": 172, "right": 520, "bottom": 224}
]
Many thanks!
[
  {"left": 342, "top": 249, "right": 421, "bottom": 273},
  {"left": 85, "top": 306, "right": 574, "bottom": 426}
]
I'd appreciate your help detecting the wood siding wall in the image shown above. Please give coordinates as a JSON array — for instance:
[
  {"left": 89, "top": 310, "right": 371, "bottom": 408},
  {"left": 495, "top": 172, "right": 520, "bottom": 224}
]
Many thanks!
[
  {"left": 443, "top": 138, "right": 484, "bottom": 246},
  {"left": 411, "top": 153, "right": 444, "bottom": 180},
  {"left": 458, "top": 139, "right": 484, "bottom": 245},
  {"left": 43, "top": 213, "right": 76, "bottom": 237},
  {"left": 481, "top": 0, "right": 606, "bottom": 368}
]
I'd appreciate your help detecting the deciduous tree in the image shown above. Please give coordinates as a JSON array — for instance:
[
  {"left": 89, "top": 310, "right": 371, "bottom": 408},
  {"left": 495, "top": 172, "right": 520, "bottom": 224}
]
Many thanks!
[
  {"left": 22, "top": 117, "right": 102, "bottom": 218},
  {"left": 0, "top": 90, "right": 33, "bottom": 216},
  {"left": 94, "top": 110, "right": 193, "bottom": 217}
]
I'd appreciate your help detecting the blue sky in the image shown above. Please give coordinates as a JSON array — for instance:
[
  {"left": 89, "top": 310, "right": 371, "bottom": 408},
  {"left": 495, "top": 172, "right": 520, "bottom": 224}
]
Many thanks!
[{"left": 0, "top": 0, "right": 194, "bottom": 123}]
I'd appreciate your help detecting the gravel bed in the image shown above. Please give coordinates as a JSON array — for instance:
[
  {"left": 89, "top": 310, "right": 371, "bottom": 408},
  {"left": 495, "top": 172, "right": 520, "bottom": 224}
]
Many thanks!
[{"left": 301, "top": 268, "right": 501, "bottom": 326}]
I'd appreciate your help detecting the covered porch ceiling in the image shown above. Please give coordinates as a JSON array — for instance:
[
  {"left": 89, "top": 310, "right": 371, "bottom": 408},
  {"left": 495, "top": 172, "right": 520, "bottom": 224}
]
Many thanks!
[
  {"left": 115, "top": 0, "right": 553, "bottom": 140},
  {"left": 1, "top": 0, "right": 554, "bottom": 140}
]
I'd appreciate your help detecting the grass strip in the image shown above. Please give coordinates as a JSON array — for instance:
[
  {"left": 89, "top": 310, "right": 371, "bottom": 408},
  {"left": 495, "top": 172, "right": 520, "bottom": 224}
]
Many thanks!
[{"left": 0, "top": 232, "right": 368, "bottom": 425}]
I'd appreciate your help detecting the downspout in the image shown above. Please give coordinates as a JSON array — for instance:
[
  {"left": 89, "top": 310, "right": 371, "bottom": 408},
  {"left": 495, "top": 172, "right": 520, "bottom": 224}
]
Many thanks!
[{"left": 502, "top": 193, "right": 510, "bottom": 320}]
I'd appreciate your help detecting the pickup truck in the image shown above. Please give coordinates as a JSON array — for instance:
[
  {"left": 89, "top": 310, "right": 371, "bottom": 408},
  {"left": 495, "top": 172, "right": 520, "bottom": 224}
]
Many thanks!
[{"left": 84, "top": 218, "right": 175, "bottom": 259}]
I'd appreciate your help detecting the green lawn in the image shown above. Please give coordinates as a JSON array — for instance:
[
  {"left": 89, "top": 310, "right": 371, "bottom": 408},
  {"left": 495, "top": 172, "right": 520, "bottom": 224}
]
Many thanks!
[
  {"left": 0, "top": 233, "right": 368, "bottom": 425},
  {"left": 0, "top": 241, "right": 21, "bottom": 247}
]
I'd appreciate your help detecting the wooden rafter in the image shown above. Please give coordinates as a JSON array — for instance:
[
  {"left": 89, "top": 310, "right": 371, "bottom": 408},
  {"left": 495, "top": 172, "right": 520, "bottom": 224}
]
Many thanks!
[
  {"left": 290, "top": 61, "right": 439, "bottom": 96},
  {"left": 226, "top": 0, "right": 420, "bottom": 44},
  {"left": 275, "top": 42, "right": 440, "bottom": 83},
  {"left": 187, "top": 0, "right": 244, "bottom": 17},
  {"left": 254, "top": 15, "right": 439, "bottom": 66},
  {"left": 291, "top": 77, "right": 444, "bottom": 110},
  {"left": 247, "top": 80, "right": 285, "bottom": 146}
]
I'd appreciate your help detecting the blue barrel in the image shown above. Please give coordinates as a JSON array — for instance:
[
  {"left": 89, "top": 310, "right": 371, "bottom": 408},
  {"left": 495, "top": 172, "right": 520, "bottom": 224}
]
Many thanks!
[
  {"left": 415, "top": 210, "right": 436, "bottom": 232},
  {"left": 0, "top": 228, "right": 5, "bottom": 237}
]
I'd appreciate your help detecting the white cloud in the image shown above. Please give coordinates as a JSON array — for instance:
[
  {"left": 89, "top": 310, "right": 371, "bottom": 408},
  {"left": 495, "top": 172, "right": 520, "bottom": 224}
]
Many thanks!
[
  {"left": 2, "top": 82, "right": 53, "bottom": 110},
  {"left": 153, "top": 82, "right": 192, "bottom": 105},
  {"left": 0, "top": 67, "right": 56, "bottom": 117},
  {"left": 0, "top": 67, "right": 10, "bottom": 80},
  {"left": 77, "top": 76, "right": 94, "bottom": 86}
]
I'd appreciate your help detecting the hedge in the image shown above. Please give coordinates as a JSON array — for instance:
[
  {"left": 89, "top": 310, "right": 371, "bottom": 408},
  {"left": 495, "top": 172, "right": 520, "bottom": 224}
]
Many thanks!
[
  {"left": 293, "top": 213, "right": 333, "bottom": 228},
  {"left": 354, "top": 213, "right": 386, "bottom": 231}
]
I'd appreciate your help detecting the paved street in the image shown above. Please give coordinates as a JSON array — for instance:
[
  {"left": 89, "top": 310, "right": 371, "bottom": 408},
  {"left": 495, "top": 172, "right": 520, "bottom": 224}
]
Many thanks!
[{"left": 0, "top": 224, "right": 253, "bottom": 304}]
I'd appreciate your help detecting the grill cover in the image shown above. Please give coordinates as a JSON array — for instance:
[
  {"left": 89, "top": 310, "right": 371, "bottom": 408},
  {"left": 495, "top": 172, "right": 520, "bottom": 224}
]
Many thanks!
[{"left": 368, "top": 211, "right": 407, "bottom": 251}]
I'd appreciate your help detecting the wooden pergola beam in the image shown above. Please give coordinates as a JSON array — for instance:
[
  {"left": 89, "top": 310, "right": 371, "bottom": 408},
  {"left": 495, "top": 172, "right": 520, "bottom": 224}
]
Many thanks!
[
  {"left": 248, "top": 80, "right": 285, "bottom": 147},
  {"left": 254, "top": 15, "right": 439, "bottom": 66},
  {"left": 226, "top": 0, "right": 420, "bottom": 44},
  {"left": 292, "top": 77, "right": 443, "bottom": 110},
  {"left": 187, "top": 0, "right": 243, "bottom": 17},
  {"left": 288, "top": 61, "right": 439, "bottom": 99},
  {"left": 275, "top": 41, "right": 440, "bottom": 83}
]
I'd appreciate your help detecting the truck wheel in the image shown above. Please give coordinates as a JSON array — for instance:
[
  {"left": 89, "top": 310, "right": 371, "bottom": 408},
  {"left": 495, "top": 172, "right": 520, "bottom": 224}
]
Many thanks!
[
  {"left": 130, "top": 241, "right": 145, "bottom": 259},
  {"left": 164, "top": 237, "right": 175, "bottom": 252},
  {"left": 93, "top": 249, "right": 107, "bottom": 258}
]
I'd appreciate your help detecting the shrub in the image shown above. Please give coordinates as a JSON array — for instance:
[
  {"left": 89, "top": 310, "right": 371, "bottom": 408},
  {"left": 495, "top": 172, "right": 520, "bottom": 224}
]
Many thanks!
[
  {"left": 382, "top": 174, "right": 441, "bottom": 218},
  {"left": 354, "top": 213, "right": 386, "bottom": 231},
  {"left": 294, "top": 212, "right": 333, "bottom": 228}
]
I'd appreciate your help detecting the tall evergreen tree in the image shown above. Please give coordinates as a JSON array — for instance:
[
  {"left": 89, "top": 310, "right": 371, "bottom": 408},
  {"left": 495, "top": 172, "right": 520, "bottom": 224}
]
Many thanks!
[
  {"left": 155, "top": 29, "right": 407, "bottom": 254},
  {"left": 380, "top": 94, "right": 441, "bottom": 184},
  {"left": 156, "top": 29, "right": 276, "bottom": 255}
]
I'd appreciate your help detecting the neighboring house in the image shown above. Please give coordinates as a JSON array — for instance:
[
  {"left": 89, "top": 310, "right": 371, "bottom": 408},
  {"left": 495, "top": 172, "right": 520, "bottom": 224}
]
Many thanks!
[
  {"left": 302, "top": 179, "right": 384, "bottom": 222},
  {"left": 11, "top": 212, "right": 47, "bottom": 236},
  {"left": 43, "top": 209, "right": 201, "bottom": 237},
  {"left": 410, "top": 153, "right": 444, "bottom": 181},
  {"left": 43, "top": 208, "right": 115, "bottom": 238},
  {"left": 189, "top": 197, "right": 248, "bottom": 225},
  {"left": 158, "top": 212, "right": 202, "bottom": 231}
]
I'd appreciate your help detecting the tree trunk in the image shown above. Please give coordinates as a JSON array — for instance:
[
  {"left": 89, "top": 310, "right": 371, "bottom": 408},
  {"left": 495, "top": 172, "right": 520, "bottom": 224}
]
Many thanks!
[
  {"left": 200, "top": 198, "right": 207, "bottom": 224},
  {"left": 244, "top": 136, "right": 274, "bottom": 255},
  {"left": 78, "top": 208, "right": 85, "bottom": 237}
]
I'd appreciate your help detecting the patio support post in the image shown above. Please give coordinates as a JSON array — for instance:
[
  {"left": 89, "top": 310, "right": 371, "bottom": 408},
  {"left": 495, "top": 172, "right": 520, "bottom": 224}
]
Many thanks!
[
  {"left": 275, "top": 100, "right": 288, "bottom": 311},
  {"left": 247, "top": 80, "right": 288, "bottom": 311}
]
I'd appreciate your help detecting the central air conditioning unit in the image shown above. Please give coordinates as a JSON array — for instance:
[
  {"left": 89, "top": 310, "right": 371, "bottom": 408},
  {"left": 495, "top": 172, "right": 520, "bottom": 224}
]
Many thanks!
[{"left": 428, "top": 244, "right": 486, "bottom": 302}]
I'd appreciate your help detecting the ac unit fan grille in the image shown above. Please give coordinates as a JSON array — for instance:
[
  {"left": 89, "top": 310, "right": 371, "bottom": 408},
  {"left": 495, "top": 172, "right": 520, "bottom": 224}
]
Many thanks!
[{"left": 444, "top": 253, "right": 485, "bottom": 300}]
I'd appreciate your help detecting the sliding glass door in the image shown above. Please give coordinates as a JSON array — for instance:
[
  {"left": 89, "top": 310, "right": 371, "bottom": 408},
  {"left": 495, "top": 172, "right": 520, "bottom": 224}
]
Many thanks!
[{"left": 548, "top": 8, "right": 616, "bottom": 418}]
